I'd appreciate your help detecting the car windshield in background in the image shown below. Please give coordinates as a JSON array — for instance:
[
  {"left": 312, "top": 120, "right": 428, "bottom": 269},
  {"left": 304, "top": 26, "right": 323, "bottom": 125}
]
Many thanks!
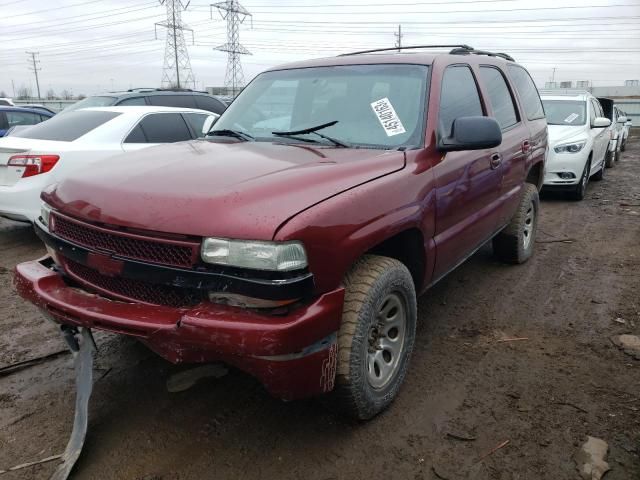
[
  {"left": 63, "top": 95, "right": 118, "bottom": 112},
  {"left": 12, "top": 110, "right": 121, "bottom": 141},
  {"left": 211, "top": 64, "right": 429, "bottom": 149},
  {"left": 542, "top": 100, "right": 587, "bottom": 126}
]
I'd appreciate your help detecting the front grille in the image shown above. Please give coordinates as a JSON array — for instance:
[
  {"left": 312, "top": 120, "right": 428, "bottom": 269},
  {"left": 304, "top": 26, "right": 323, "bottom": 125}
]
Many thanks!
[
  {"left": 64, "top": 259, "right": 202, "bottom": 308},
  {"left": 51, "top": 213, "right": 198, "bottom": 269}
]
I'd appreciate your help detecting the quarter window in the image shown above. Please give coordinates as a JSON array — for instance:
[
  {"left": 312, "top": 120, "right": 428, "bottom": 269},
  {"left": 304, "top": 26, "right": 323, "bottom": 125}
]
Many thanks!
[
  {"left": 507, "top": 65, "right": 545, "bottom": 121},
  {"left": 479, "top": 67, "right": 518, "bottom": 129},
  {"left": 135, "top": 113, "right": 192, "bottom": 143},
  {"left": 117, "top": 97, "right": 146, "bottom": 106},
  {"left": 439, "top": 65, "right": 484, "bottom": 136}
]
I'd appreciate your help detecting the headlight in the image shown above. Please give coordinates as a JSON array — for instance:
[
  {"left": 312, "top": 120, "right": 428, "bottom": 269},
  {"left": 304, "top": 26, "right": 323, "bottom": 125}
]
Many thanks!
[
  {"left": 40, "top": 203, "right": 52, "bottom": 229},
  {"left": 201, "top": 238, "right": 307, "bottom": 271},
  {"left": 553, "top": 141, "right": 586, "bottom": 154}
]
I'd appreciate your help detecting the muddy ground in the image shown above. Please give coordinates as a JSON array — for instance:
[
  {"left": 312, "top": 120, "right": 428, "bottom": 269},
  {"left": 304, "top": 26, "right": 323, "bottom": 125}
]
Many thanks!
[{"left": 1, "top": 137, "right": 639, "bottom": 480}]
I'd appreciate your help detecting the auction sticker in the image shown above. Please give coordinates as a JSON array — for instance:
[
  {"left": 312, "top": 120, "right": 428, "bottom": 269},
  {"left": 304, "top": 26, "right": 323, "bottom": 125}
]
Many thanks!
[
  {"left": 564, "top": 113, "right": 579, "bottom": 124},
  {"left": 371, "top": 98, "right": 406, "bottom": 136}
]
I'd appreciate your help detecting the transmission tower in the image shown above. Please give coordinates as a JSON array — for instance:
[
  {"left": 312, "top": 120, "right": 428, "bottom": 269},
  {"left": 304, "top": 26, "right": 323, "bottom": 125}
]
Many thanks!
[
  {"left": 156, "top": 0, "right": 196, "bottom": 89},
  {"left": 394, "top": 25, "right": 403, "bottom": 52},
  {"left": 211, "top": 0, "right": 252, "bottom": 96},
  {"left": 26, "top": 51, "right": 41, "bottom": 100}
]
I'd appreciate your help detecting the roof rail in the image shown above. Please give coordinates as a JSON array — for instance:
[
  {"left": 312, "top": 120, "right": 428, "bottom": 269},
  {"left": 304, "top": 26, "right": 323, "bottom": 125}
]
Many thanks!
[
  {"left": 449, "top": 46, "right": 515, "bottom": 62},
  {"left": 339, "top": 45, "right": 473, "bottom": 56},
  {"left": 126, "top": 87, "right": 157, "bottom": 92},
  {"left": 538, "top": 89, "right": 591, "bottom": 96}
]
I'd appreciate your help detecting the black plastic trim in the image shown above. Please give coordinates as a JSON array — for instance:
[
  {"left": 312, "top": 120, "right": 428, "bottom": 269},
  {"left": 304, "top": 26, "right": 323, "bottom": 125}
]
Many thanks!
[{"left": 35, "top": 222, "right": 314, "bottom": 301}]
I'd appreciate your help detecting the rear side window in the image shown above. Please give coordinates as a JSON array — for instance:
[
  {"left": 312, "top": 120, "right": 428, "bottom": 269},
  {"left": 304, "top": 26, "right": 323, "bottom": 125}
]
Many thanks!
[
  {"left": 439, "top": 65, "right": 483, "bottom": 136},
  {"left": 149, "top": 95, "right": 196, "bottom": 109},
  {"left": 194, "top": 95, "right": 226, "bottom": 115},
  {"left": 12, "top": 111, "right": 121, "bottom": 141},
  {"left": 6, "top": 111, "right": 42, "bottom": 126},
  {"left": 117, "top": 97, "right": 146, "bottom": 106},
  {"left": 135, "top": 113, "right": 192, "bottom": 143},
  {"left": 507, "top": 65, "right": 544, "bottom": 121},
  {"left": 479, "top": 67, "right": 518, "bottom": 129}
]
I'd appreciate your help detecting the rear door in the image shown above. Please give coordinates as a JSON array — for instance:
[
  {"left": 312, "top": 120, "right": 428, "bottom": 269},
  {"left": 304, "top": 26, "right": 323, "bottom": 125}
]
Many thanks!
[
  {"left": 432, "top": 64, "right": 504, "bottom": 280},
  {"left": 478, "top": 65, "right": 529, "bottom": 226},
  {"left": 592, "top": 99, "right": 609, "bottom": 161}
]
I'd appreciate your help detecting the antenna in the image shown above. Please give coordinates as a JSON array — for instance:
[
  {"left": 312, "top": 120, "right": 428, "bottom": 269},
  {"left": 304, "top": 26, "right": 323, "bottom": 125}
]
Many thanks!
[
  {"left": 156, "top": 0, "right": 196, "bottom": 89},
  {"left": 211, "top": 0, "right": 252, "bottom": 97}
]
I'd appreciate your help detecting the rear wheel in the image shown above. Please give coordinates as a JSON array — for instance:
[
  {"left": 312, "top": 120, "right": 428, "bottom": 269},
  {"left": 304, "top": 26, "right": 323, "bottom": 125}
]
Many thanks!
[
  {"left": 493, "top": 183, "right": 539, "bottom": 264},
  {"left": 331, "top": 255, "right": 417, "bottom": 420}
]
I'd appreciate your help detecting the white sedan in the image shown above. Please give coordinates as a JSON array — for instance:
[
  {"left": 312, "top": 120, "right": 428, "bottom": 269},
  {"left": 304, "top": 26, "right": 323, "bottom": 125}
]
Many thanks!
[{"left": 0, "top": 106, "right": 218, "bottom": 222}]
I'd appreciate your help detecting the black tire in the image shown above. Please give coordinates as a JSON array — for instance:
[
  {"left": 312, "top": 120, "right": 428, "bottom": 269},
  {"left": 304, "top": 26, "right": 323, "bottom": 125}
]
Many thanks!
[
  {"left": 331, "top": 255, "right": 417, "bottom": 420},
  {"left": 493, "top": 183, "right": 539, "bottom": 264},
  {"left": 621, "top": 139, "right": 626, "bottom": 152},
  {"left": 605, "top": 150, "right": 615, "bottom": 168},
  {"left": 568, "top": 159, "right": 590, "bottom": 201},
  {"left": 614, "top": 148, "right": 621, "bottom": 162}
]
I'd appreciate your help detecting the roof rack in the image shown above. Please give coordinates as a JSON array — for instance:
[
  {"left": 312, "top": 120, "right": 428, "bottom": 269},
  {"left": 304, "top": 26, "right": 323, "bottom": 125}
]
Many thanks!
[
  {"left": 538, "top": 89, "right": 591, "bottom": 96},
  {"left": 339, "top": 45, "right": 473, "bottom": 56},
  {"left": 449, "top": 46, "right": 515, "bottom": 62}
]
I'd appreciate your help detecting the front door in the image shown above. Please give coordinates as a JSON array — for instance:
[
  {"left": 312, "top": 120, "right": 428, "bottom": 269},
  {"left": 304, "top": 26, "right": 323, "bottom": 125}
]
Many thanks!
[{"left": 432, "top": 64, "right": 504, "bottom": 281}]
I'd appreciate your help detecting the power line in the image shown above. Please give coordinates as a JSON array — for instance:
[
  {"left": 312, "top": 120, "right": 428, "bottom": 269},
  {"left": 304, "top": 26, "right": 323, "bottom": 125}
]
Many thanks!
[
  {"left": 156, "top": 0, "right": 196, "bottom": 89},
  {"left": 211, "top": 0, "right": 252, "bottom": 96}
]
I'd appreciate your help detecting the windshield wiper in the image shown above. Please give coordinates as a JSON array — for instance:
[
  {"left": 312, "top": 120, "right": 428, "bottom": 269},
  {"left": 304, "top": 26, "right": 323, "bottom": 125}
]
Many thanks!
[
  {"left": 273, "top": 121, "right": 350, "bottom": 148},
  {"left": 207, "top": 129, "right": 254, "bottom": 142}
]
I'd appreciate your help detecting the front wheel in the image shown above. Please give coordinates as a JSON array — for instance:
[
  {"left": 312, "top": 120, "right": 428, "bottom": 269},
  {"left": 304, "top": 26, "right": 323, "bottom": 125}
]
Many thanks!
[
  {"left": 568, "top": 159, "right": 590, "bottom": 201},
  {"left": 592, "top": 158, "right": 605, "bottom": 181},
  {"left": 331, "top": 255, "right": 417, "bottom": 420},
  {"left": 605, "top": 150, "right": 615, "bottom": 168},
  {"left": 493, "top": 183, "right": 539, "bottom": 264}
]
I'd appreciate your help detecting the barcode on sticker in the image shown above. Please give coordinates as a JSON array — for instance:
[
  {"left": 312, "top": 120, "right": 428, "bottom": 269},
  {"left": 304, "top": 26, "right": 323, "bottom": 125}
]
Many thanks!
[{"left": 371, "top": 98, "right": 406, "bottom": 136}]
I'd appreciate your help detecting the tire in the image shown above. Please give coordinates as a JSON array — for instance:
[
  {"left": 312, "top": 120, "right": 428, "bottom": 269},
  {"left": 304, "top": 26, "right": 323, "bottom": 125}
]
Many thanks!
[
  {"left": 605, "top": 150, "right": 615, "bottom": 168},
  {"left": 621, "top": 139, "right": 626, "bottom": 152},
  {"left": 331, "top": 255, "right": 417, "bottom": 420},
  {"left": 492, "top": 183, "right": 539, "bottom": 264},
  {"left": 615, "top": 148, "right": 621, "bottom": 162},
  {"left": 567, "top": 159, "right": 590, "bottom": 201}
]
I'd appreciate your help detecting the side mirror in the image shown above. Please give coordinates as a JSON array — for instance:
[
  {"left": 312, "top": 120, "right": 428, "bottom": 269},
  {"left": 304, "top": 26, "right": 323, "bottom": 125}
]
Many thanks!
[
  {"left": 592, "top": 117, "right": 611, "bottom": 128},
  {"left": 618, "top": 115, "right": 627, "bottom": 124},
  {"left": 438, "top": 116, "right": 502, "bottom": 152},
  {"left": 202, "top": 114, "right": 219, "bottom": 135}
]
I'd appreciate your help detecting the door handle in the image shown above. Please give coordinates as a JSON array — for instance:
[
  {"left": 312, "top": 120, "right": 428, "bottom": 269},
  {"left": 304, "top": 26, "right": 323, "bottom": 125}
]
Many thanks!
[{"left": 490, "top": 153, "right": 502, "bottom": 169}]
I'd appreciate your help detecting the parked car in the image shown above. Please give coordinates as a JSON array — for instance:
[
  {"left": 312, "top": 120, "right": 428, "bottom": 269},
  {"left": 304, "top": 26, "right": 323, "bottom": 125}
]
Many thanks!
[
  {"left": 621, "top": 112, "right": 632, "bottom": 151},
  {"left": 62, "top": 88, "right": 227, "bottom": 115},
  {"left": 540, "top": 91, "right": 611, "bottom": 200},
  {"left": 15, "top": 46, "right": 547, "bottom": 420},
  {"left": 0, "top": 98, "right": 15, "bottom": 106},
  {"left": 0, "top": 106, "right": 54, "bottom": 137},
  {"left": 597, "top": 97, "right": 625, "bottom": 167},
  {"left": 0, "top": 106, "right": 218, "bottom": 222}
]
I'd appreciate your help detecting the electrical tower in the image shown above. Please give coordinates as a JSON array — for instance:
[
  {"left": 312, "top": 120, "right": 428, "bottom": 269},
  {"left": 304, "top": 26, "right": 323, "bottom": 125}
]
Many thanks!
[
  {"left": 156, "top": 0, "right": 196, "bottom": 89},
  {"left": 26, "top": 51, "right": 41, "bottom": 100},
  {"left": 211, "top": 0, "right": 252, "bottom": 96}
]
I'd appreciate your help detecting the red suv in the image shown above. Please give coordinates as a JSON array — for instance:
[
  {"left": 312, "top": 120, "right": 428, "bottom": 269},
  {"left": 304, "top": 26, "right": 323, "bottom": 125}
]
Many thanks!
[{"left": 15, "top": 46, "right": 547, "bottom": 420}]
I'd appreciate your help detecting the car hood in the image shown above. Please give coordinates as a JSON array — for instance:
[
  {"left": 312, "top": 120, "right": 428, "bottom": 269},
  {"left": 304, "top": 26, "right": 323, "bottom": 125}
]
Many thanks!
[
  {"left": 44, "top": 140, "right": 405, "bottom": 239},
  {"left": 547, "top": 125, "right": 588, "bottom": 146}
]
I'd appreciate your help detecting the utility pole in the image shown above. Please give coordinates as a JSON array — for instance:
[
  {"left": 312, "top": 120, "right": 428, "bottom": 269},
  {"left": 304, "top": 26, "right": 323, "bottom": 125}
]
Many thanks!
[
  {"left": 26, "top": 51, "right": 41, "bottom": 100},
  {"left": 155, "top": 0, "right": 196, "bottom": 89},
  {"left": 211, "top": 0, "right": 252, "bottom": 97},
  {"left": 394, "top": 24, "right": 403, "bottom": 52}
]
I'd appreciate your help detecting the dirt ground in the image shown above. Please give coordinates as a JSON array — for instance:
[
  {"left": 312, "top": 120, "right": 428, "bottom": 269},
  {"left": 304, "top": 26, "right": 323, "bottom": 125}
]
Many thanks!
[{"left": 1, "top": 136, "right": 639, "bottom": 480}]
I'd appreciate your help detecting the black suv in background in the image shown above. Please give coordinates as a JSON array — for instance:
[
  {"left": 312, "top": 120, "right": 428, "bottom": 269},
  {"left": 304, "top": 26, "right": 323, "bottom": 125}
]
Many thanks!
[{"left": 63, "top": 88, "right": 227, "bottom": 115}]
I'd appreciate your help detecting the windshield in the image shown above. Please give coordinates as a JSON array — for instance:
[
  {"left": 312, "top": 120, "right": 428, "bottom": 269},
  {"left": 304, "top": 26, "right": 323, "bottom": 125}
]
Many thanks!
[
  {"left": 211, "top": 64, "right": 429, "bottom": 149},
  {"left": 63, "top": 95, "right": 117, "bottom": 112},
  {"left": 542, "top": 100, "right": 586, "bottom": 126}
]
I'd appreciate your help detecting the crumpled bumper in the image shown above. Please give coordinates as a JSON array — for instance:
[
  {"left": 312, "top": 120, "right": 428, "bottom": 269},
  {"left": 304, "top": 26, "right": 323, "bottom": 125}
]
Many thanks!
[{"left": 14, "top": 257, "right": 344, "bottom": 400}]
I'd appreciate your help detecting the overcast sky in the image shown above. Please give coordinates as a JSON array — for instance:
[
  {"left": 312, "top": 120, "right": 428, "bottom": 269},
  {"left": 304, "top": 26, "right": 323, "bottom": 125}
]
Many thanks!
[{"left": 1, "top": 0, "right": 639, "bottom": 97}]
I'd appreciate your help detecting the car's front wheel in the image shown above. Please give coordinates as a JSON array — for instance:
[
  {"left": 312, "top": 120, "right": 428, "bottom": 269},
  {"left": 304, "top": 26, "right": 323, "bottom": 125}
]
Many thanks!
[
  {"left": 331, "top": 255, "right": 417, "bottom": 420},
  {"left": 568, "top": 159, "right": 590, "bottom": 201}
]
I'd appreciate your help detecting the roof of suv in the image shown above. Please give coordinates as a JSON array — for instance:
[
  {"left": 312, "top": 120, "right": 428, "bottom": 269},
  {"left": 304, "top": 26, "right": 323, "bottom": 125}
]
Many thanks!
[{"left": 80, "top": 106, "right": 216, "bottom": 115}]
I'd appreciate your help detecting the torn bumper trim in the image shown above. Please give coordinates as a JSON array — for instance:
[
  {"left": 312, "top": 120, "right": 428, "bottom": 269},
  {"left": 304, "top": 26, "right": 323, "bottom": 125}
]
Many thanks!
[{"left": 15, "top": 258, "right": 344, "bottom": 399}]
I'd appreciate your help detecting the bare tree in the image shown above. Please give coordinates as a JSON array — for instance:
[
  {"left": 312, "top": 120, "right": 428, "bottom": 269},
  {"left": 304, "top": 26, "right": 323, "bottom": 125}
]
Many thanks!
[
  {"left": 77, "top": 94, "right": 86, "bottom": 100},
  {"left": 46, "top": 88, "right": 56, "bottom": 100},
  {"left": 16, "top": 85, "right": 32, "bottom": 100},
  {"left": 60, "top": 89, "right": 73, "bottom": 100}
]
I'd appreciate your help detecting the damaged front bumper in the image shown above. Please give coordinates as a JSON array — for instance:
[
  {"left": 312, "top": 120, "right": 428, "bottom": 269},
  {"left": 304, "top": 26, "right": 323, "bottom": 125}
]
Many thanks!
[{"left": 14, "top": 257, "right": 344, "bottom": 400}]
